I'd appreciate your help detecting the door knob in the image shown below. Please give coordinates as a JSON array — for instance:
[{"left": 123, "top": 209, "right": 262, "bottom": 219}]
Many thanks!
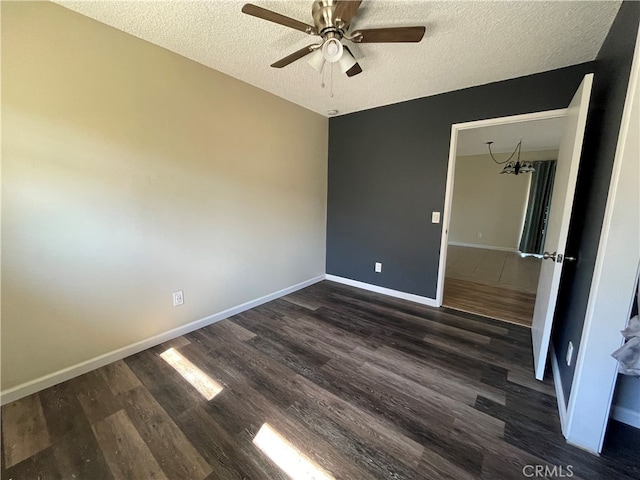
[{"left": 542, "top": 251, "right": 557, "bottom": 261}]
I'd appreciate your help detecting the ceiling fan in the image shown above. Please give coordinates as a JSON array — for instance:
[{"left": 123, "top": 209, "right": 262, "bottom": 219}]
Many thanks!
[{"left": 241, "top": 1, "right": 426, "bottom": 77}]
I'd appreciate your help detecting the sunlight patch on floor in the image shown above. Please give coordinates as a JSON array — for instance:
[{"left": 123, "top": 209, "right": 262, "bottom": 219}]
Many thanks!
[
  {"left": 253, "top": 423, "right": 335, "bottom": 480},
  {"left": 159, "top": 347, "right": 223, "bottom": 400}
]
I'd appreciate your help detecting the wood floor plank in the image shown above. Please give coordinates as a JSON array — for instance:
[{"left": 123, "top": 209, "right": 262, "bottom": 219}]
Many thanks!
[
  {"left": 155, "top": 335, "right": 191, "bottom": 352},
  {"left": 210, "top": 338, "right": 311, "bottom": 407},
  {"left": 334, "top": 290, "right": 494, "bottom": 346},
  {"left": 39, "top": 381, "right": 88, "bottom": 441},
  {"left": 286, "top": 389, "right": 424, "bottom": 479},
  {"left": 314, "top": 358, "right": 490, "bottom": 477},
  {"left": 175, "top": 406, "right": 279, "bottom": 480},
  {"left": 241, "top": 312, "right": 366, "bottom": 370},
  {"left": 443, "top": 278, "right": 535, "bottom": 327},
  {"left": 434, "top": 307, "right": 512, "bottom": 336},
  {"left": 121, "top": 386, "right": 212, "bottom": 480},
  {"left": 502, "top": 420, "right": 634, "bottom": 480},
  {"left": 357, "top": 344, "right": 506, "bottom": 406},
  {"left": 420, "top": 447, "right": 480, "bottom": 480},
  {"left": 75, "top": 370, "right": 123, "bottom": 424},
  {"left": 201, "top": 319, "right": 257, "bottom": 343},
  {"left": 1, "top": 393, "right": 51, "bottom": 468},
  {"left": 99, "top": 359, "right": 143, "bottom": 396},
  {"left": 479, "top": 443, "right": 566, "bottom": 480},
  {"left": 91, "top": 409, "right": 168, "bottom": 480},
  {"left": 39, "top": 380, "right": 114, "bottom": 479},
  {"left": 423, "top": 332, "right": 531, "bottom": 376},
  {"left": 280, "top": 289, "right": 325, "bottom": 310},
  {"left": 356, "top": 360, "right": 506, "bottom": 445},
  {"left": 251, "top": 406, "right": 377, "bottom": 480},
  {"left": 290, "top": 373, "right": 425, "bottom": 464},
  {"left": 247, "top": 329, "right": 333, "bottom": 378},
  {"left": 1, "top": 447, "right": 61, "bottom": 480},
  {"left": 507, "top": 369, "right": 556, "bottom": 397},
  {"left": 278, "top": 311, "right": 376, "bottom": 352},
  {"left": 124, "top": 348, "right": 207, "bottom": 419},
  {"left": 51, "top": 427, "right": 114, "bottom": 480},
  {"left": 325, "top": 282, "right": 511, "bottom": 337},
  {"left": 232, "top": 429, "right": 291, "bottom": 480}
]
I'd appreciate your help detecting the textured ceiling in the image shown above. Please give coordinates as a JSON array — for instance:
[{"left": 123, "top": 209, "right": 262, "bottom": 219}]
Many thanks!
[
  {"left": 457, "top": 117, "right": 565, "bottom": 156},
  {"left": 55, "top": 1, "right": 621, "bottom": 117}
]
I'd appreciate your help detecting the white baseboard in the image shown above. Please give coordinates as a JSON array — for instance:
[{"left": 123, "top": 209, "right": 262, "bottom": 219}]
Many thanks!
[
  {"left": 550, "top": 343, "right": 569, "bottom": 437},
  {"left": 0, "top": 275, "right": 325, "bottom": 405},
  {"left": 611, "top": 405, "right": 640, "bottom": 429},
  {"left": 325, "top": 274, "right": 438, "bottom": 307},
  {"left": 448, "top": 241, "right": 518, "bottom": 253}
]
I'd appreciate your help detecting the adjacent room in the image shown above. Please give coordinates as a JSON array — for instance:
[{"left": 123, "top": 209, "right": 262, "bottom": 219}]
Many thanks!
[
  {"left": 443, "top": 117, "right": 564, "bottom": 327},
  {"left": 2, "top": 1, "right": 639, "bottom": 479}
]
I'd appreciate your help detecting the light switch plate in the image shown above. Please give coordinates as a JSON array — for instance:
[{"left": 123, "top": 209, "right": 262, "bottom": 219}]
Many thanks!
[
  {"left": 431, "top": 212, "right": 440, "bottom": 223},
  {"left": 375, "top": 262, "right": 382, "bottom": 273}
]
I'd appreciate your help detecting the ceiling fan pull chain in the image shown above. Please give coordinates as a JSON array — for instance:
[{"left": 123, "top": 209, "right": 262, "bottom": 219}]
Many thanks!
[{"left": 329, "top": 63, "right": 334, "bottom": 98}]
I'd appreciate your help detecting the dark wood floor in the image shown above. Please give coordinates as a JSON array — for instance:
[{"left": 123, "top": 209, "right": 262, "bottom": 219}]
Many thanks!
[{"left": 2, "top": 281, "right": 638, "bottom": 479}]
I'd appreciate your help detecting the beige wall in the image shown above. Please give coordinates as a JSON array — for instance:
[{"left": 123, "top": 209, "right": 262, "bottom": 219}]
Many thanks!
[
  {"left": 449, "top": 150, "right": 558, "bottom": 250},
  {"left": 1, "top": 2, "right": 328, "bottom": 391}
]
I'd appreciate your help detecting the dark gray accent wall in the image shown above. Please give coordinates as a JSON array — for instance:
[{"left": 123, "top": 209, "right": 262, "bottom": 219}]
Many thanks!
[
  {"left": 552, "top": 1, "right": 640, "bottom": 405},
  {"left": 327, "top": 63, "right": 594, "bottom": 297}
]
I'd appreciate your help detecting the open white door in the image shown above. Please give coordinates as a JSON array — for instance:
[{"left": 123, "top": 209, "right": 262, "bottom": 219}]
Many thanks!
[{"left": 531, "top": 73, "right": 594, "bottom": 380}]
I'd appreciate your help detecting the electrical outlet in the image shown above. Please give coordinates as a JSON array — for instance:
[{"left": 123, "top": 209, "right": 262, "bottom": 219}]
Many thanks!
[
  {"left": 173, "top": 290, "right": 184, "bottom": 307},
  {"left": 476, "top": 232, "right": 483, "bottom": 238},
  {"left": 375, "top": 262, "right": 382, "bottom": 273},
  {"left": 566, "top": 341, "right": 574, "bottom": 366}
]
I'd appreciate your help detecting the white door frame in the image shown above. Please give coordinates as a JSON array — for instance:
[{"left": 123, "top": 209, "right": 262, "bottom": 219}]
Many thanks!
[
  {"left": 564, "top": 27, "right": 640, "bottom": 453},
  {"left": 436, "top": 109, "right": 568, "bottom": 307}
]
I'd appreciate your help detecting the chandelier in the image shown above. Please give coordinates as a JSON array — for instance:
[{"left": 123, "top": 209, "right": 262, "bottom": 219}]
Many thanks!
[{"left": 486, "top": 140, "right": 535, "bottom": 175}]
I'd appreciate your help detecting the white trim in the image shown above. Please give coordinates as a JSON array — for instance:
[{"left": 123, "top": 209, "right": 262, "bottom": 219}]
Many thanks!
[
  {"left": 550, "top": 343, "right": 569, "bottom": 437},
  {"left": 436, "top": 108, "right": 568, "bottom": 308},
  {"left": 611, "top": 405, "right": 640, "bottom": 429},
  {"left": 447, "top": 241, "right": 518, "bottom": 253},
  {"left": 0, "top": 275, "right": 325, "bottom": 405},
  {"left": 325, "top": 274, "right": 438, "bottom": 307},
  {"left": 453, "top": 109, "right": 568, "bottom": 131},
  {"left": 436, "top": 124, "right": 460, "bottom": 307}
]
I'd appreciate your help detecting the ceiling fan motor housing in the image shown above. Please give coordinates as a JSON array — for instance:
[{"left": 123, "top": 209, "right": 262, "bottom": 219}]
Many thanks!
[{"left": 312, "top": 0, "right": 349, "bottom": 38}]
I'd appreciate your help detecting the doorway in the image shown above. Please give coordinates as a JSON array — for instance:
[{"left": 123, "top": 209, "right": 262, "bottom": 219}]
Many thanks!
[{"left": 436, "top": 111, "right": 566, "bottom": 327}]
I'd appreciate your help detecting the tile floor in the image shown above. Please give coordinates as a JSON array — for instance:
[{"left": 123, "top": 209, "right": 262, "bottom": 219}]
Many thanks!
[{"left": 445, "top": 246, "right": 542, "bottom": 295}]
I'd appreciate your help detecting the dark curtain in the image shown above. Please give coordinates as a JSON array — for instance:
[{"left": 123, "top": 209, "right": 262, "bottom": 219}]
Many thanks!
[{"left": 519, "top": 160, "right": 557, "bottom": 254}]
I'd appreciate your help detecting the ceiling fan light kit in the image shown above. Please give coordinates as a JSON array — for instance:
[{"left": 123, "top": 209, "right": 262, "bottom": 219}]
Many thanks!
[
  {"left": 322, "top": 37, "right": 343, "bottom": 62},
  {"left": 242, "top": 1, "right": 426, "bottom": 78},
  {"left": 338, "top": 48, "right": 357, "bottom": 74},
  {"left": 307, "top": 48, "right": 326, "bottom": 72}
]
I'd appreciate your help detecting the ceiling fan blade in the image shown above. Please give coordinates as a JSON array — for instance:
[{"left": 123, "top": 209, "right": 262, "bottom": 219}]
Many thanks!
[
  {"left": 346, "top": 63, "right": 363, "bottom": 77},
  {"left": 242, "top": 4, "right": 317, "bottom": 35},
  {"left": 271, "top": 45, "right": 318, "bottom": 68},
  {"left": 351, "top": 26, "right": 426, "bottom": 43},
  {"left": 343, "top": 46, "right": 362, "bottom": 77},
  {"left": 333, "top": 1, "right": 362, "bottom": 25}
]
